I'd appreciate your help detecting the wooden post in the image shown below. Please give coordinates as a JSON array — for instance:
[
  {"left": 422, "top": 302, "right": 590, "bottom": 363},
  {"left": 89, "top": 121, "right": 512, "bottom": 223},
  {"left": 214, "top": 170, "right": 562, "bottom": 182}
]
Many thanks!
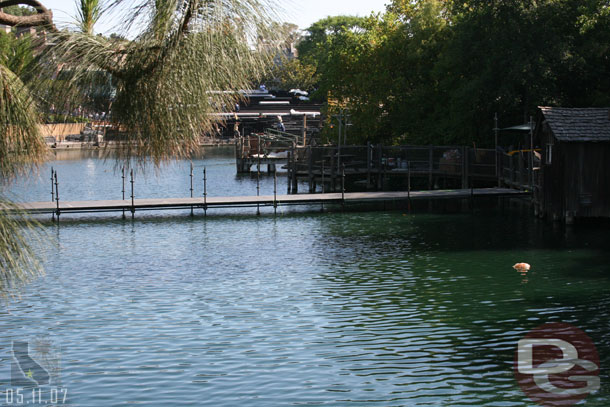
[
  {"left": 509, "top": 153, "right": 515, "bottom": 186},
  {"left": 330, "top": 153, "right": 336, "bottom": 192},
  {"left": 518, "top": 151, "right": 524, "bottom": 187},
  {"left": 321, "top": 160, "right": 325, "bottom": 212},
  {"left": 302, "top": 114, "right": 307, "bottom": 147},
  {"left": 308, "top": 145, "right": 314, "bottom": 193},
  {"left": 287, "top": 150, "right": 292, "bottom": 194},
  {"left": 291, "top": 144, "right": 298, "bottom": 194},
  {"left": 130, "top": 169, "right": 135, "bottom": 219},
  {"left": 461, "top": 146, "right": 468, "bottom": 189}
]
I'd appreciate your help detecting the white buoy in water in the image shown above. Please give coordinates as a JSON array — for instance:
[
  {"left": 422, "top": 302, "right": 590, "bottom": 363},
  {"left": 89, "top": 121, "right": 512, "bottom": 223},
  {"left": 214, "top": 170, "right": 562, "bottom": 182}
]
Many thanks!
[{"left": 513, "top": 263, "right": 531, "bottom": 271}]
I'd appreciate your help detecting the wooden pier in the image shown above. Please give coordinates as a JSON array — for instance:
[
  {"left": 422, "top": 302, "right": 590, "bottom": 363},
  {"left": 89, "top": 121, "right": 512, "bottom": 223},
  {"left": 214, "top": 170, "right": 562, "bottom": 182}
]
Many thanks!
[{"left": 12, "top": 188, "right": 529, "bottom": 218}]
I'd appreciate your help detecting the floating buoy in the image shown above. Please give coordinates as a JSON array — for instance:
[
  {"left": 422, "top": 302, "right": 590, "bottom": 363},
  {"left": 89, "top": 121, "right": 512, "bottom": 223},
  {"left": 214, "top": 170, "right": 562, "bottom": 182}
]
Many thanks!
[{"left": 513, "top": 263, "right": 531, "bottom": 271}]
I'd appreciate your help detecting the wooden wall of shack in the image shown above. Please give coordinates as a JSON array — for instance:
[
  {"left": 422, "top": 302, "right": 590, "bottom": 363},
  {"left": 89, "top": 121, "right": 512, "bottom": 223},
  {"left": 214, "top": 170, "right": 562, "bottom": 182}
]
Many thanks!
[{"left": 538, "top": 121, "right": 610, "bottom": 221}]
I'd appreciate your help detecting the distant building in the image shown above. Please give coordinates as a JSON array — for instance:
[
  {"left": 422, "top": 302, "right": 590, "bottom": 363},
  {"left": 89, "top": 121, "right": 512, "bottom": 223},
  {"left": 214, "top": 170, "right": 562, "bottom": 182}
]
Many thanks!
[
  {"left": 535, "top": 107, "right": 610, "bottom": 223},
  {"left": 0, "top": 24, "right": 11, "bottom": 34},
  {"left": 16, "top": 26, "right": 36, "bottom": 38}
]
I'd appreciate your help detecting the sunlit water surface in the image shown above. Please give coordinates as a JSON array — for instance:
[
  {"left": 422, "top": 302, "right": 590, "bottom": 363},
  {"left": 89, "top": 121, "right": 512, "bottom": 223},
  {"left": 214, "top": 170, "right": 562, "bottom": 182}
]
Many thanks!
[{"left": 1, "top": 149, "right": 609, "bottom": 406}]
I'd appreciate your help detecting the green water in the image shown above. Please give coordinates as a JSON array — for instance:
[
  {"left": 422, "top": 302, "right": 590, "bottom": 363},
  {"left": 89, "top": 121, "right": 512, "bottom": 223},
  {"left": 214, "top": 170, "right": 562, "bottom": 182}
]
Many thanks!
[{"left": 0, "top": 150, "right": 608, "bottom": 406}]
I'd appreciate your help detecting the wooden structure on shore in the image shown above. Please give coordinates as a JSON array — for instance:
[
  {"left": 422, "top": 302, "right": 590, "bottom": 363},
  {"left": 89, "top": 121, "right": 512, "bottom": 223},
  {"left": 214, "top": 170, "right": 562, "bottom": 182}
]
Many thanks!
[
  {"left": 237, "top": 142, "right": 535, "bottom": 194},
  {"left": 534, "top": 107, "right": 610, "bottom": 223}
]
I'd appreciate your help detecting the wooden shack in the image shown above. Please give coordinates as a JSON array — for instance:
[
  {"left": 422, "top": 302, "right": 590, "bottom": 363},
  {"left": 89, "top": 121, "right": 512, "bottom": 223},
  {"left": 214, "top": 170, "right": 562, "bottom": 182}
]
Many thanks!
[{"left": 535, "top": 107, "right": 610, "bottom": 223}]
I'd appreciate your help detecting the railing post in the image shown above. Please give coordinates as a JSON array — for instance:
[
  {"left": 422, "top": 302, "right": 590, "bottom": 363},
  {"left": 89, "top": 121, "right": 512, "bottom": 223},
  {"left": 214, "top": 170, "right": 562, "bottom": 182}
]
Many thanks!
[
  {"left": 366, "top": 142, "right": 372, "bottom": 189},
  {"left": 291, "top": 143, "right": 298, "bottom": 194},
  {"left": 51, "top": 168, "right": 55, "bottom": 221},
  {"left": 330, "top": 153, "right": 336, "bottom": 192},
  {"left": 462, "top": 146, "right": 469, "bottom": 189},
  {"left": 257, "top": 136, "right": 261, "bottom": 216},
  {"left": 50, "top": 167, "right": 55, "bottom": 203},
  {"left": 377, "top": 144, "right": 383, "bottom": 191},
  {"left": 54, "top": 171, "right": 60, "bottom": 222},
  {"left": 341, "top": 163, "right": 345, "bottom": 210},
  {"left": 130, "top": 169, "right": 135, "bottom": 219},
  {"left": 190, "top": 162, "right": 194, "bottom": 217},
  {"left": 428, "top": 147, "right": 433, "bottom": 190},
  {"left": 308, "top": 145, "right": 314, "bottom": 193},
  {"left": 287, "top": 150, "right": 292, "bottom": 194},
  {"left": 203, "top": 167, "right": 207, "bottom": 217},
  {"left": 274, "top": 169, "right": 277, "bottom": 215},
  {"left": 407, "top": 160, "right": 412, "bottom": 213},
  {"left": 122, "top": 166, "right": 126, "bottom": 219}
]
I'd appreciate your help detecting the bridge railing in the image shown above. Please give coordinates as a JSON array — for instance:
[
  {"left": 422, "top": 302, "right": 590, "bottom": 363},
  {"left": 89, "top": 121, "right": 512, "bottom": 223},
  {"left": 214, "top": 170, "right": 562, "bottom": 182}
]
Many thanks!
[{"left": 281, "top": 144, "right": 533, "bottom": 193}]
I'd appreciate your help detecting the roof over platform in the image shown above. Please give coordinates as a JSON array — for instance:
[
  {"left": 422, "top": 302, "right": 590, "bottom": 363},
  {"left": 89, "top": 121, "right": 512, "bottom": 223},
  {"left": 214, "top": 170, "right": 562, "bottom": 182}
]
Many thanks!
[{"left": 540, "top": 106, "right": 610, "bottom": 142}]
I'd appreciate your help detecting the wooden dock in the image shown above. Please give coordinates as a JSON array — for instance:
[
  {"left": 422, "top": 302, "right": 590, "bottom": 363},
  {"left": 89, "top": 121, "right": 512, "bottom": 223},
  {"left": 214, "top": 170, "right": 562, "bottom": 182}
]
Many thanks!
[{"left": 12, "top": 188, "right": 529, "bottom": 217}]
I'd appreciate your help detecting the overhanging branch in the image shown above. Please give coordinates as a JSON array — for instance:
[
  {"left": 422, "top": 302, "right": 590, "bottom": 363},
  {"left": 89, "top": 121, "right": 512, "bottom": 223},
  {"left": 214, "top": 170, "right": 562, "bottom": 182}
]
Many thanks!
[{"left": 0, "top": 0, "right": 56, "bottom": 30}]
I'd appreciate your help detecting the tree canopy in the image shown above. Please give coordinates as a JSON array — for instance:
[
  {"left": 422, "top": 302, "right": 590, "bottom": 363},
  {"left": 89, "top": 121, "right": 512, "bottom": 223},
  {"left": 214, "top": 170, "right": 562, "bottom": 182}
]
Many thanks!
[{"left": 299, "top": 0, "right": 610, "bottom": 145}]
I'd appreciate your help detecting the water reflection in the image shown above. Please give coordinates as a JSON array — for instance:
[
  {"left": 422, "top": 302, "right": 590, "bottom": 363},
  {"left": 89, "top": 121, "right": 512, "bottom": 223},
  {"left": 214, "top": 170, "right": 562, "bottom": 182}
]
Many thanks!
[{"left": 1, "top": 150, "right": 609, "bottom": 406}]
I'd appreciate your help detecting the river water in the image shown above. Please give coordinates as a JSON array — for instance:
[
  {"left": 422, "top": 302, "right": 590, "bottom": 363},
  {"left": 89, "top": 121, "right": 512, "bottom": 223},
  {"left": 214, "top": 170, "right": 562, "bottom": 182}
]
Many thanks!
[{"left": 1, "top": 149, "right": 609, "bottom": 406}]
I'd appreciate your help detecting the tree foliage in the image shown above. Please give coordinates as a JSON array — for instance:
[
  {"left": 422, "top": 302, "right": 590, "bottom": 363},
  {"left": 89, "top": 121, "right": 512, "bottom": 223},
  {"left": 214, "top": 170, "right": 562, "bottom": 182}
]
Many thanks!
[
  {"left": 303, "top": 0, "right": 610, "bottom": 145},
  {"left": 0, "top": 0, "right": 282, "bottom": 297}
]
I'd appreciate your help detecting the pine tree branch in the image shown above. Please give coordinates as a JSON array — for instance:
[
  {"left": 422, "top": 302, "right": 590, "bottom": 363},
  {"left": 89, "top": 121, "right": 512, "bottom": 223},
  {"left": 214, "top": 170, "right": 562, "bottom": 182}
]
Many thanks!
[{"left": 0, "top": 0, "right": 56, "bottom": 31}]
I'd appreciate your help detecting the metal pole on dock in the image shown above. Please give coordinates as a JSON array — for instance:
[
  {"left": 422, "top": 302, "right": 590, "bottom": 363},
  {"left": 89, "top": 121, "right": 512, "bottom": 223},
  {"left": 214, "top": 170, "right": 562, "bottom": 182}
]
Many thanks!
[
  {"left": 51, "top": 168, "right": 55, "bottom": 221},
  {"left": 273, "top": 170, "right": 277, "bottom": 215},
  {"left": 54, "top": 171, "right": 60, "bottom": 221},
  {"left": 50, "top": 167, "right": 55, "bottom": 202},
  {"left": 203, "top": 167, "right": 207, "bottom": 217},
  {"left": 529, "top": 116, "right": 534, "bottom": 190},
  {"left": 341, "top": 163, "right": 345, "bottom": 210},
  {"left": 122, "top": 166, "right": 126, "bottom": 219},
  {"left": 287, "top": 150, "right": 291, "bottom": 194},
  {"left": 494, "top": 113, "right": 500, "bottom": 186},
  {"left": 190, "top": 162, "right": 194, "bottom": 217},
  {"left": 257, "top": 135, "right": 261, "bottom": 216},
  {"left": 130, "top": 169, "right": 135, "bottom": 219},
  {"left": 407, "top": 161, "right": 412, "bottom": 213}
]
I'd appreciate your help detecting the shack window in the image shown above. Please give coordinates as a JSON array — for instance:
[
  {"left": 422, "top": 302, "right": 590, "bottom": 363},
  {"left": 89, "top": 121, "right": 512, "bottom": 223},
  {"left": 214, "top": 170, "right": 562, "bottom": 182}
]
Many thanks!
[{"left": 546, "top": 144, "right": 553, "bottom": 164}]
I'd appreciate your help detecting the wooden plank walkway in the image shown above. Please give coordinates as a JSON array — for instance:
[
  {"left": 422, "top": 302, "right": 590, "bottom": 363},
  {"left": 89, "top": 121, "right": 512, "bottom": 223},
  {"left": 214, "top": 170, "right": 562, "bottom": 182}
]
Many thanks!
[{"left": 10, "top": 188, "right": 528, "bottom": 216}]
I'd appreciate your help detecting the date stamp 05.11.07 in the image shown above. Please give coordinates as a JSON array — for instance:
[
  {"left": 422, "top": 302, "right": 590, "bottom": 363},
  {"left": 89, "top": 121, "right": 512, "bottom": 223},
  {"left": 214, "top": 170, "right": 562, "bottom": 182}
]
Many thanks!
[{"left": 3, "top": 337, "right": 68, "bottom": 406}]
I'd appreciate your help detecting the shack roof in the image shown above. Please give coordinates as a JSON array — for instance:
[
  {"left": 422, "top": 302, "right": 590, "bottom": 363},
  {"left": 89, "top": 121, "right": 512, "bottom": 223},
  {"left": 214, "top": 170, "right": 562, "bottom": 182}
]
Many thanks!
[{"left": 539, "top": 107, "right": 610, "bottom": 142}]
